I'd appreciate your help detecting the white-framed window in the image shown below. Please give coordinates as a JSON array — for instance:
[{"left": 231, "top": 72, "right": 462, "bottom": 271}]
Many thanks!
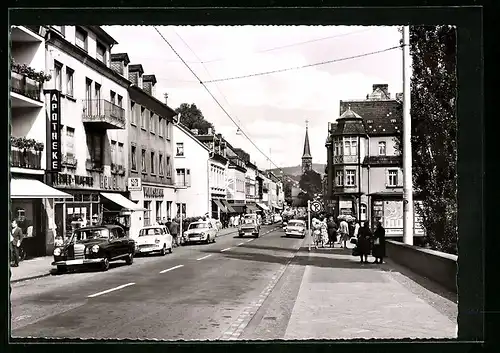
[
  {"left": 345, "top": 170, "right": 356, "bottom": 187},
  {"left": 165, "top": 121, "right": 170, "bottom": 139},
  {"left": 144, "top": 201, "right": 152, "bottom": 226},
  {"left": 150, "top": 112, "right": 155, "bottom": 134},
  {"left": 159, "top": 154, "right": 164, "bottom": 176},
  {"left": 335, "top": 170, "right": 344, "bottom": 186},
  {"left": 54, "top": 61, "right": 62, "bottom": 91},
  {"left": 130, "top": 102, "right": 136, "bottom": 125},
  {"left": 150, "top": 151, "right": 156, "bottom": 175},
  {"left": 156, "top": 201, "right": 163, "bottom": 222},
  {"left": 140, "top": 107, "right": 146, "bottom": 129},
  {"left": 75, "top": 27, "right": 88, "bottom": 51},
  {"left": 118, "top": 142, "right": 124, "bottom": 167},
  {"left": 344, "top": 137, "right": 357, "bottom": 156},
  {"left": 141, "top": 149, "right": 147, "bottom": 173},
  {"left": 166, "top": 156, "right": 171, "bottom": 177},
  {"left": 110, "top": 91, "right": 116, "bottom": 105},
  {"left": 110, "top": 140, "right": 117, "bottom": 164},
  {"left": 117, "top": 95, "right": 123, "bottom": 108},
  {"left": 158, "top": 117, "right": 164, "bottom": 137},
  {"left": 360, "top": 203, "right": 367, "bottom": 221},
  {"left": 65, "top": 126, "right": 75, "bottom": 159},
  {"left": 388, "top": 169, "right": 398, "bottom": 187},
  {"left": 378, "top": 141, "right": 387, "bottom": 156},
  {"left": 176, "top": 142, "right": 184, "bottom": 156},
  {"left": 65, "top": 67, "right": 74, "bottom": 96}
]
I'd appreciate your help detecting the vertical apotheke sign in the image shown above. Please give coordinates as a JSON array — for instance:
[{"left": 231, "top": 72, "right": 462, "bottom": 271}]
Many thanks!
[{"left": 48, "top": 90, "right": 61, "bottom": 172}]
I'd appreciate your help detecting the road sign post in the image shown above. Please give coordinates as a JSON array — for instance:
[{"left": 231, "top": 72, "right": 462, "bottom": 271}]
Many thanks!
[{"left": 307, "top": 200, "right": 311, "bottom": 251}]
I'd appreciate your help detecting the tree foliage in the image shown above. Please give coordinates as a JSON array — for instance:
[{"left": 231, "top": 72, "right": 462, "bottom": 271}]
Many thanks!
[
  {"left": 175, "top": 103, "right": 214, "bottom": 135},
  {"left": 299, "top": 170, "right": 323, "bottom": 199},
  {"left": 283, "top": 178, "right": 293, "bottom": 204},
  {"left": 396, "top": 25, "right": 457, "bottom": 254}
]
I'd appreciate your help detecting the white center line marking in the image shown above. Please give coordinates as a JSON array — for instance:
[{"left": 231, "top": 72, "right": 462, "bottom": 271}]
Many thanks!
[
  {"left": 160, "top": 264, "right": 184, "bottom": 274},
  {"left": 88, "top": 282, "right": 135, "bottom": 298},
  {"left": 238, "top": 242, "right": 245, "bottom": 246},
  {"left": 246, "top": 239, "right": 253, "bottom": 242},
  {"left": 197, "top": 254, "right": 212, "bottom": 261},
  {"left": 221, "top": 247, "right": 231, "bottom": 252}
]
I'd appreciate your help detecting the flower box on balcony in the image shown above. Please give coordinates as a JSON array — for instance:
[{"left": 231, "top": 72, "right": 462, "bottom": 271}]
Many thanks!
[
  {"left": 86, "top": 159, "right": 103, "bottom": 172},
  {"left": 10, "top": 136, "right": 44, "bottom": 170}
]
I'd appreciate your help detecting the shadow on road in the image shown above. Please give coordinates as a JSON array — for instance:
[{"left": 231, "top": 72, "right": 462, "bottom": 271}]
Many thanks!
[
  {"left": 236, "top": 243, "right": 304, "bottom": 253},
  {"left": 49, "top": 262, "right": 128, "bottom": 276}
]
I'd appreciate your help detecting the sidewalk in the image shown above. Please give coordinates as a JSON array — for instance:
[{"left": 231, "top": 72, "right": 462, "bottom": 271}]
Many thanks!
[{"left": 284, "top": 244, "right": 457, "bottom": 339}]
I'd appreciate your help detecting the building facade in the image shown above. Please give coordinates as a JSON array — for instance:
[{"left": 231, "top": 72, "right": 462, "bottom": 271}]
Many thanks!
[
  {"left": 10, "top": 25, "right": 72, "bottom": 257},
  {"left": 43, "top": 26, "right": 143, "bottom": 251},
  {"left": 325, "top": 84, "right": 424, "bottom": 238},
  {"left": 172, "top": 125, "right": 211, "bottom": 219},
  {"left": 224, "top": 141, "right": 247, "bottom": 214},
  {"left": 118, "top": 61, "right": 177, "bottom": 230}
]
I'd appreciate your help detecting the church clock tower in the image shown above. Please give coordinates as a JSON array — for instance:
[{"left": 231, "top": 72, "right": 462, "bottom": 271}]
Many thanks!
[{"left": 302, "top": 120, "right": 313, "bottom": 173}]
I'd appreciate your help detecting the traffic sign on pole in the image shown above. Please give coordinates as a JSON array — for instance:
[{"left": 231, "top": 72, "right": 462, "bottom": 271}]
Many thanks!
[{"left": 310, "top": 200, "right": 323, "bottom": 213}]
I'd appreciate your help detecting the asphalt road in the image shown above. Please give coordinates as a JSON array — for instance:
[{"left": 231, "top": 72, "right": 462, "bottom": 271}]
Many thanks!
[{"left": 11, "top": 224, "right": 307, "bottom": 340}]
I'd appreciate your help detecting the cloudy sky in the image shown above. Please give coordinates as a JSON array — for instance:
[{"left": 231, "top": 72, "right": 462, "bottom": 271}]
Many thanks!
[{"left": 103, "top": 25, "right": 403, "bottom": 170}]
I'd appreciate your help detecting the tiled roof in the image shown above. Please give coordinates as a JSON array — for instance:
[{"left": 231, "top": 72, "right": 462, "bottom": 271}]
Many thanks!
[
  {"left": 362, "top": 155, "right": 402, "bottom": 166},
  {"left": 339, "top": 100, "right": 402, "bottom": 136}
]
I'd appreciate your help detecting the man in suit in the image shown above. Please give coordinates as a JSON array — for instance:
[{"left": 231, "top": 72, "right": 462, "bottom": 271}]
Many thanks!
[
  {"left": 169, "top": 218, "right": 179, "bottom": 247},
  {"left": 11, "top": 220, "right": 23, "bottom": 267}
]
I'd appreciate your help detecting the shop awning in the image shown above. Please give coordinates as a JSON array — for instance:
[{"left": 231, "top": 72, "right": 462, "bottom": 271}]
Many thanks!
[
  {"left": 213, "top": 199, "right": 228, "bottom": 213},
  {"left": 100, "top": 192, "right": 146, "bottom": 211},
  {"left": 256, "top": 202, "right": 270, "bottom": 211},
  {"left": 246, "top": 203, "right": 259, "bottom": 212},
  {"left": 221, "top": 200, "right": 236, "bottom": 213},
  {"left": 10, "top": 178, "right": 72, "bottom": 199}
]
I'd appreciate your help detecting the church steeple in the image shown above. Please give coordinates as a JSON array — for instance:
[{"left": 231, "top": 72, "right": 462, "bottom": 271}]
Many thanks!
[{"left": 302, "top": 120, "right": 312, "bottom": 173}]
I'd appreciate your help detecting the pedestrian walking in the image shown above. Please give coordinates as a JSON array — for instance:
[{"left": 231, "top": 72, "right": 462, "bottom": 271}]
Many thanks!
[
  {"left": 11, "top": 220, "right": 23, "bottom": 267},
  {"left": 372, "top": 220, "right": 386, "bottom": 264},
  {"left": 327, "top": 217, "right": 337, "bottom": 248},
  {"left": 169, "top": 218, "right": 179, "bottom": 247},
  {"left": 338, "top": 218, "right": 349, "bottom": 249},
  {"left": 357, "top": 222, "right": 372, "bottom": 264},
  {"left": 353, "top": 220, "right": 360, "bottom": 238}
]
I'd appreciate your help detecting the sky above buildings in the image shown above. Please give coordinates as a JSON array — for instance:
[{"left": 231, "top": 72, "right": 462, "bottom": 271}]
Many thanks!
[{"left": 103, "top": 25, "right": 403, "bottom": 170}]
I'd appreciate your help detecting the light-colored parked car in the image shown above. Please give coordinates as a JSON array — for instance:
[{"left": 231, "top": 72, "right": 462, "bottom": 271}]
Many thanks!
[
  {"left": 133, "top": 225, "right": 173, "bottom": 256},
  {"left": 284, "top": 219, "right": 307, "bottom": 238},
  {"left": 183, "top": 221, "right": 218, "bottom": 244}
]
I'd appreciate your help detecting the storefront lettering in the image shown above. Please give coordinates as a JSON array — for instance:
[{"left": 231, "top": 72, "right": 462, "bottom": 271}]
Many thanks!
[
  {"left": 48, "top": 90, "right": 61, "bottom": 172},
  {"left": 144, "top": 186, "right": 164, "bottom": 199},
  {"left": 55, "top": 173, "right": 94, "bottom": 187},
  {"left": 54, "top": 172, "right": 125, "bottom": 191},
  {"left": 100, "top": 175, "right": 121, "bottom": 190}
]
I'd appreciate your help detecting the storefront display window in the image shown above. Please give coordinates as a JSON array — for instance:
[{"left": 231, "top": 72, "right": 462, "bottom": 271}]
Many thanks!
[{"left": 54, "top": 192, "right": 101, "bottom": 239}]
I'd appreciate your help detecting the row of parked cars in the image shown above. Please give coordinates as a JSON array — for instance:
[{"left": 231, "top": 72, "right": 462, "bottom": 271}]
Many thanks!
[{"left": 51, "top": 219, "right": 220, "bottom": 274}]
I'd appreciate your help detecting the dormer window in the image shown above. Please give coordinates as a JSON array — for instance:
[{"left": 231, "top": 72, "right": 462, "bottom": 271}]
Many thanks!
[
  {"left": 378, "top": 141, "right": 386, "bottom": 156},
  {"left": 75, "top": 27, "right": 88, "bottom": 51},
  {"left": 390, "top": 119, "right": 397, "bottom": 123},
  {"left": 96, "top": 42, "right": 106, "bottom": 63}
]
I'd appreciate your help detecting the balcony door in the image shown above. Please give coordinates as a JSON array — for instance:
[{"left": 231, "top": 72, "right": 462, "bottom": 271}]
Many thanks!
[
  {"left": 85, "top": 78, "right": 92, "bottom": 115},
  {"left": 94, "top": 83, "right": 101, "bottom": 115}
]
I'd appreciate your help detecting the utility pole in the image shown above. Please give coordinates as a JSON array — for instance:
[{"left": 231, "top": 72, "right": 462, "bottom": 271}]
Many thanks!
[{"left": 402, "top": 25, "right": 414, "bottom": 245}]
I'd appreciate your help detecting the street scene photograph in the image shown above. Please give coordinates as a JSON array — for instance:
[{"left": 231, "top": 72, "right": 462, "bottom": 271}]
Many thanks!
[{"left": 9, "top": 23, "right": 458, "bottom": 340}]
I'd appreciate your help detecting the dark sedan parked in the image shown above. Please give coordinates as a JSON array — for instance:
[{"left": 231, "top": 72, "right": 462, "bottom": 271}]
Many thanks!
[{"left": 52, "top": 225, "right": 135, "bottom": 273}]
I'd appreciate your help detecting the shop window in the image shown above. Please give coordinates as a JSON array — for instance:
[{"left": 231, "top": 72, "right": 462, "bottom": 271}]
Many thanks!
[
  {"left": 156, "top": 201, "right": 163, "bottom": 222},
  {"left": 166, "top": 201, "right": 172, "bottom": 219},
  {"left": 144, "top": 201, "right": 151, "bottom": 226}
]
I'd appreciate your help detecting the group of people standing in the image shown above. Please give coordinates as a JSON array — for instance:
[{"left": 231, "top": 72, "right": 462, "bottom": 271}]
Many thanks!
[{"left": 312, "top": 216, "right": 386, "bottom": 264}]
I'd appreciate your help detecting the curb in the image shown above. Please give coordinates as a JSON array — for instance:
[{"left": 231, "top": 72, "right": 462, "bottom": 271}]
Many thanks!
[{"left": 10, "top": 272, "right": 51, "bottom": 284}]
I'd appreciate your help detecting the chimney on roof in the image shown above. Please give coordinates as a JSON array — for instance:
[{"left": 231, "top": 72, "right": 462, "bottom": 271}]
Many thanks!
[
  {"left": 142, "top": 74, "right": 157, "bottom": 96},
  {"left": 129, "top": 64, "right": 144, "bottom": 88},
  {"left": 110, "top": 53, "right": 130, "bottom": 78}
]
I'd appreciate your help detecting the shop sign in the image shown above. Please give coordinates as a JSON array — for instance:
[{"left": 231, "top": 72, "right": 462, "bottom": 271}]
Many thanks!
[
  {"left": 127, "top": 177, "right": 142, "bottom": 191},
  {"left": 48, "top": 90, "right": 61, "bottom": 172},
  {"left": 144, "top": 186, "right": 164, "bottom": 199},
  {"left": 100, "top": 174, "right": 123, "bottom": 190},
  {"left": 339, "top": 200, "right": 352, "bottom": 209},
  {"left": 54, "top": 173, "right": 94, "bottom": 187}
]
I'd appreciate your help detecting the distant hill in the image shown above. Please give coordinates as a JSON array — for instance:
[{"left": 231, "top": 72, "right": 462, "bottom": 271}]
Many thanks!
[{"left": 268, "top": 164, "right": 326, "bottom": 177}]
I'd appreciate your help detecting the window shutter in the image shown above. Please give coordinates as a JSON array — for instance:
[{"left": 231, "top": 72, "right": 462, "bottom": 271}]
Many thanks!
[{"left": 398, "top": 168, "right": 404, "bottom": 187}]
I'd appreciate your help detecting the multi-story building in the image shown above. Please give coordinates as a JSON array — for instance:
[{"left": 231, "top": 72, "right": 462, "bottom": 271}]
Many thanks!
[
  {"left": 114, "top": 59, "right": 177, "bottom": 228},
  {"left": 44, "top": 26, "right": 143, "bottom": 248},
  {"left": 224, "top": 141, "right": 247, "bottom": 214},
  {"left": 325, "top": 84, "right": 424, "bottom": 238},
  {"left": 10, "top": 25, "right": 72, "bottom": 257},
  {"left": 233, "top": 147, "right": 259, "bottom": 214},
  {"left": 196, "top": 131, "right": 230, "bottom": 219},
  {"left": 172, "top": 125, "right": 210, "bottom": 218},
  {"left": 255, "top": 169, "right": 269, "bottom": 212}
]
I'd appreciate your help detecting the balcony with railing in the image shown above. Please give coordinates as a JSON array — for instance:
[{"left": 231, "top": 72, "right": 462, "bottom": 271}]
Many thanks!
[
  {"left": 82, "top": 99, "right": 126, "bottom": 130},
  {"left": 10, "top": 61, "right": 49, "bottom": 107},
  {"left": 174, "top": 180, "right": 189, "bottom": 189},
  {"left": 10, "top": 136, "right": 44, "bottom": 171}
]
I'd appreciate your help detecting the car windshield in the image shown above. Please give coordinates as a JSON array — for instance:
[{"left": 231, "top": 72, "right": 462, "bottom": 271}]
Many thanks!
[
  {"left": 139, "top": 228, "right": 163, "bottom": 236},
  {"left": 243, "top": 218, "right": 256, "bottom": 225},
  {"left": 288, "top": 222, "right": 304, "bottom": 227},
  {"left": 189, "top": 222, "right": 208, "bottom": 229},
  {"left": 71, "top": 228, "right": 110, "bottom": 242}
]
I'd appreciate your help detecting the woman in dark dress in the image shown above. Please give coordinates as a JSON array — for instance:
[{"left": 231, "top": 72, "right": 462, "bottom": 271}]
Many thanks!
[
  {"left": 357, "top": 222, "right": 372, "bottom": 264},
  {"left": 372, "top": 221, "right": 386, "bottom": 264}
]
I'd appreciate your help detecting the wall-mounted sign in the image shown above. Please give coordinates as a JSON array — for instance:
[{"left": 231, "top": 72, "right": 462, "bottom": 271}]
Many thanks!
[
  {"left": 53, "top": 172, "right": 125, "bottom": 191},
  {"left": 54, "top": 173, "right": 94, "bottom": 187},
  {"left": 127, "top": 177, "right": 142, "bottom": 191},
  {"left": 48, "top": 90, "right": 61, "bottom": 172},
  {"left": 339, "top": 200, "right": 352, "bottom": 209},
  {"left": 144, "top": 186, "right": 164, "bottom": 199}
]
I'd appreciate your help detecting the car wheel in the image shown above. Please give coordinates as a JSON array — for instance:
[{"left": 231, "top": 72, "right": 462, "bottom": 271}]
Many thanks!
[
  {"left": 205, "top": 235, "right": 211, "bottom": 244},
  {"left": 56, "top": 265, "right": 67, "bottom": 274},
  {"left": 255, "top": 233, "right": 259, "bottom": 238},
  {"left": 160, "top": 245, "right": 167, "bottom": 256},
  {"left": 125, "top": 252, "right": 134, "bottom": 265},
  {"left": 168, "top": 246, "right": 173, "bottom": 253},
  {"left": 212, "top": 236, "right": 216, "bottom": 243},
  {"left": 101, "top": 257, "right": 110, "bottom": 271}
]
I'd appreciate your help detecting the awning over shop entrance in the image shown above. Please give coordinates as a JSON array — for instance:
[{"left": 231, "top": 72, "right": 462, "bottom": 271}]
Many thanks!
[
  {"left": 10, "top": 178, "right": 72, "bottom": 199},
  {"left": 246, "top": 203, "right": 259, "bottom": 212},
  {"left": 256, "top": 202, "right": 269, "bottom": 211},
  {"left": 221, "top": 200, "right": 236, "bottom": 213},
  {"left": 213, "top": 199, "right": 228, "bottom": 213},
  {"left": 100, "top": 192, "right": 146, "bottom": 211}
]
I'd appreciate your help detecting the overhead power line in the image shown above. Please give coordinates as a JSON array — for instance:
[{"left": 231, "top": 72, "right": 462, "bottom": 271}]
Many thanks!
[
  {"left": 153, "top": 26, "right": 282, "bottom": 171},
  {"left": 204, "top": 45, "right": 403, "bottom": 84},
  {"left": 200, "top": 28, "right": 372, "bottom": 64}
]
